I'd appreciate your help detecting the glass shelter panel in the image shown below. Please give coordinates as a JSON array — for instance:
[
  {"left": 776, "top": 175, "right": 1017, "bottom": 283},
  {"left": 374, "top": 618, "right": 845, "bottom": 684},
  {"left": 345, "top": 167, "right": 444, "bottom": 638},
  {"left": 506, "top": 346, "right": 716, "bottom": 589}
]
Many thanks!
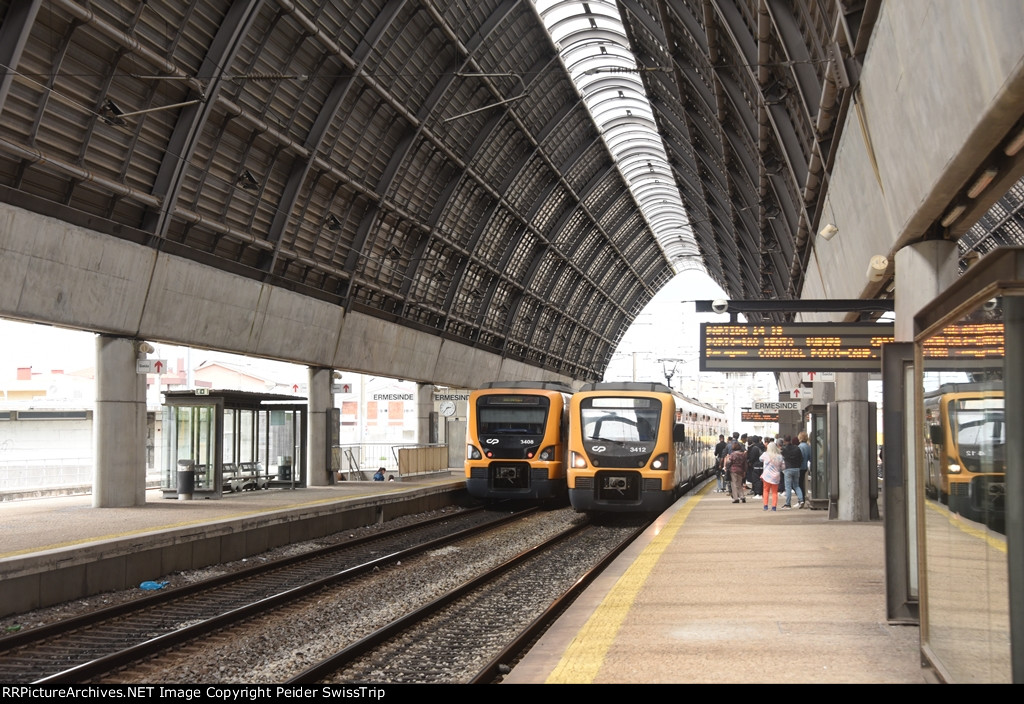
[
  {"left": 804, "top": 406, "right": 828, "bottom": 510},
  {"left": 163, "top": 391, "right": 307, "bottom": 497},
  {"left": 161, "top": 403, "right": 217, "bottom": 492},
  {"left": 239, "top": 409, "right": 256, "bottom": 463},
  {"left": 917, "top": 299, "right": 1010, "bottom": 682},
  {"left": 264, "top": 409, "right": 300, "bottom": 483},
  {"left": 223, "top": 408, "right": 237, "bottom": 464},
  {"left": 905, "top": 363, "right": 921, "bottom": 602}
]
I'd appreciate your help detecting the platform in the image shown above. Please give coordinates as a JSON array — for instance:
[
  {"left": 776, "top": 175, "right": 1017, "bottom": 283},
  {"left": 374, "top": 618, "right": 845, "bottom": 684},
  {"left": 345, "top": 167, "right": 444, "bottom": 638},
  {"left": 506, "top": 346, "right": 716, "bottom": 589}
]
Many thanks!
[
  {"left": 0, "top": 477, "right": 934, "bottom": 684},
  {"left": 0, "top": 474, "right": 465, "bottom": 618},
  {"left": 503, "top": 482, "right": 935, "bottom": 685}
]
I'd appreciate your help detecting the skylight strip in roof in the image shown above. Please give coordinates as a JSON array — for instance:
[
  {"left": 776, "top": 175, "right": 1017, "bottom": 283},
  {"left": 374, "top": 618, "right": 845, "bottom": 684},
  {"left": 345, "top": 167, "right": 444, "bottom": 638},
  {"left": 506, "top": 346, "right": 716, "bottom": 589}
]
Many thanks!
[{"left": 535, "top": 0, "right": 704, "bottom": 273}]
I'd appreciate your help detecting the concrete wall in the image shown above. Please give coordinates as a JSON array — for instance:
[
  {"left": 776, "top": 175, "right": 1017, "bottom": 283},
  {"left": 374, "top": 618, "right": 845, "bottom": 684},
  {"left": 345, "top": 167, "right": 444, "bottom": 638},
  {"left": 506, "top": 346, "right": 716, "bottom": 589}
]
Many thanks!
[
  {"left": 0, "top": 413, "right": 162, "bottom": 493},
  {"left": 0, "top": 202, "right": 573, "bottom": 390},
  {"left": 0, "top": 416, "right": 92, "bottom": 460},
  {"left": 0, "top": 416, "right": 93, "bottom": 491},
  {"left": 802, "top": 0, "right": 1024, "bottom": 314}
]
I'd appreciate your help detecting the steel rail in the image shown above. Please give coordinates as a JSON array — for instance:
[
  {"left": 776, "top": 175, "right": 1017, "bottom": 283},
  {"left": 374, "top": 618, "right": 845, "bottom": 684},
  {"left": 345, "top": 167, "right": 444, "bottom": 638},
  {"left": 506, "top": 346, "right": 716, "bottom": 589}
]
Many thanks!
[
  {"left": 285, "top": 519, "right": 602, "bottom": 684},
  {"left": 8, "top": 507, "right": 538, "bottom": 684},
  {"left": 468, "top": 518, "right": 651, "bottom": 683},
  {"left": 0, "top": 507, "right": 488, "bottom": 654}
]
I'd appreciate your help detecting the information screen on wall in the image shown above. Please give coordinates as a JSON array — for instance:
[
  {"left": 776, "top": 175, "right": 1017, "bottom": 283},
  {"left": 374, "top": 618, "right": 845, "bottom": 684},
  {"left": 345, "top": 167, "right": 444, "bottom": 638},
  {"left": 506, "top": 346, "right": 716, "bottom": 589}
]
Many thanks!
[{"left": 741, "top": 411, "right": 779, "bottom": 422}]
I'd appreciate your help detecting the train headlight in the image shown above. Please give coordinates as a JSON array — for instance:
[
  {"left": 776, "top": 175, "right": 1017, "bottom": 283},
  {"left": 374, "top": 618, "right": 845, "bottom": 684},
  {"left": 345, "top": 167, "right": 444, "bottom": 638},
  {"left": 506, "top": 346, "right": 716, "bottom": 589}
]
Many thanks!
[
  {"left": 467, "top": 444, "right": 482, "bottom": 461},
  {"left": 571, "top": 451, "right": 588, "bottom": 469},
  {"left": 947, "top": 463, "right": 962, "bottom": 474},
  {"left": 651, "top": 453, "right": 670, "bottom": 470},
  {"left": 539, "top": 445, "right": 555, "bottom": 461}
]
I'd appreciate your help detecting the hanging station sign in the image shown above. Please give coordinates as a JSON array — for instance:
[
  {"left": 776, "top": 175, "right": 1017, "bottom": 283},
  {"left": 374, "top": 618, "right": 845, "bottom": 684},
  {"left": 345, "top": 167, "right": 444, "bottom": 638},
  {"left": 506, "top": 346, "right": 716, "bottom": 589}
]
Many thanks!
[
  {"left": 700, "top": 320, "right": 1004, "bottom": 372},
  {"left": 700, "top": 322, "right": 894, "bottom": 372}
]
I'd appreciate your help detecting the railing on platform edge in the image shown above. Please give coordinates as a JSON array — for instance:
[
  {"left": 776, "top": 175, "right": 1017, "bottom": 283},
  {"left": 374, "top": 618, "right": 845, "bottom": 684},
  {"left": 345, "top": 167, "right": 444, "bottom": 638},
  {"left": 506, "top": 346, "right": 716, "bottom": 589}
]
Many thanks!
[{"left": 332, "top": 443, "right": 451, "bottom": 481}]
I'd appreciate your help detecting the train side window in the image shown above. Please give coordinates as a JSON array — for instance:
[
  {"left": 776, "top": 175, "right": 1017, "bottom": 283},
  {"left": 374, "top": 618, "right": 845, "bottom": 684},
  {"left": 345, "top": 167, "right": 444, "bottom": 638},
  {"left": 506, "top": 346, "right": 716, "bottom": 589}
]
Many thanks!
[{"left": 672, "top": 423, "right": 686, "bottom": 443}]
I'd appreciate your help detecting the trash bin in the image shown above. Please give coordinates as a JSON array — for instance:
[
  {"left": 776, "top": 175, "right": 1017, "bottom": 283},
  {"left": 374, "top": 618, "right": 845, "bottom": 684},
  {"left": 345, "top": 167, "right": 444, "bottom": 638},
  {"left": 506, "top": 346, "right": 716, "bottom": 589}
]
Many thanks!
[
  {"left": 277, "top": 456, "right": 292, "bottom": 481},
  {"left": 177, "top": 459, "right": 195, "bottom": 500}
]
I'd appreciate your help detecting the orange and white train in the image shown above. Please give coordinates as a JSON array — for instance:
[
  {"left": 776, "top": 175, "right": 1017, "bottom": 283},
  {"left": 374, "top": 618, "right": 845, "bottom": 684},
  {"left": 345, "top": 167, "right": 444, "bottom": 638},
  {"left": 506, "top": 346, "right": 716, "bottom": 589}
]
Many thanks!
[
  {"left": 464, "top": 381, "right": 573, "bottom": 502},
  {"left": 567, "top": 382, "right": 727, "bottom": 513}
]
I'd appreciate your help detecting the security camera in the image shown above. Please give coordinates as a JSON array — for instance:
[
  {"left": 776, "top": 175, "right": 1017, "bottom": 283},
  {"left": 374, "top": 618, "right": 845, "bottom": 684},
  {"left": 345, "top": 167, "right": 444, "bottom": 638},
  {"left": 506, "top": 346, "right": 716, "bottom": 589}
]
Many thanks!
[{"left": 711, "top": 299, "right": 729, "bottom": 313}]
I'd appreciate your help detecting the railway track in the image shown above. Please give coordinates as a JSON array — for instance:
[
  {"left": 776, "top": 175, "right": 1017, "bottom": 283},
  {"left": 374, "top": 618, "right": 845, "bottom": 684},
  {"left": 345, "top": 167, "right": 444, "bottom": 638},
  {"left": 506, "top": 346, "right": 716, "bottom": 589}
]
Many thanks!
[
  {"left": 3, "top": 505, "right": 651, "bottom": 684},
  {"left": 0, "top": 506, "right": 531, "bottom": 683},
  {"left": 288, "top": 516, "right": 651, "bottom": 684}
]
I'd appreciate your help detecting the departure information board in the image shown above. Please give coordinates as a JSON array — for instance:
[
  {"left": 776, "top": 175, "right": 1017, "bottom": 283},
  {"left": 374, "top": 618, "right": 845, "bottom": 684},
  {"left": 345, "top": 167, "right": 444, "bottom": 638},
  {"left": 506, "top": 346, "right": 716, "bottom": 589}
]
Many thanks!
[
  {"left": 700, "top": 322, "right": 895, "bottom": 372},
  {"left": 742, "top": 411, "right": 779, "bottom": 423},
  {"left": 701, "top": 321, "right": 1005, "bottom": 372},
  {"left": 922, "top": 322, "right": 1004, "bottom": 359}
]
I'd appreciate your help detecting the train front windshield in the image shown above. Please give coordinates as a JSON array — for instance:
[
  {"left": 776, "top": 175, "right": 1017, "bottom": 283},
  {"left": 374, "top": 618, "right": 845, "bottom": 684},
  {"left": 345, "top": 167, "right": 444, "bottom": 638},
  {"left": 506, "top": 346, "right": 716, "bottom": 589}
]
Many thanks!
[
  {"left": 579, "top": 397, "right": 661, "bottom": 442},
  {"left": 477, "top": 397, "right": 549, "bottom": 435},
  {"left": 949, "top": 398, "right": 1005, "bottom": 472}
]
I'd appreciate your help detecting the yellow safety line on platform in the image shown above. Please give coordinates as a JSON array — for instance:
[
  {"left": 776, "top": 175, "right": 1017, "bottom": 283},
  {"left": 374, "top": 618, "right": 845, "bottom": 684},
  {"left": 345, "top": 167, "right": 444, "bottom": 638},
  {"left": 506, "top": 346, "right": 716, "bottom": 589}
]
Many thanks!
[
  {"left": 546, "top": 481, "right": 713, "bottom": 684},
  {"left": 0, "top": 490, "right": 405, "bottom": 559},
  {"left": 924, "top": 500, "right": 1007, "bottom": 553}
]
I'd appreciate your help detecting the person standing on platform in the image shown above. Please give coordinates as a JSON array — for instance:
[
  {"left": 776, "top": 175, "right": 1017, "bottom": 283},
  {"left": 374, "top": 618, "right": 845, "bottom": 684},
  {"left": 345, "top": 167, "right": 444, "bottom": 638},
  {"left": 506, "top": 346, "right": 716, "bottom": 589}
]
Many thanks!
[
  {"left": 759, "top": 441, "right": 784, "bottom": 511},
  {"left": 721, "top": 433, "right": 738, "bottom": 489},
  {"left": 373, "top": 467, "right": 386, "bottom": 481},
  {"left": 781, "top": 437, "right": 805, "bottom": 509},
  {"left": 714, "top": 434, "right": 728, "bottom": 492},
  {"left": 727, "top": 438, "right": 748, "bottom": 503},
  {"left": 798, "top": 431, "right": 812, "bottom": 505},
  {"left": 747, "top": 435, "right": 765, "bottom": 497}
]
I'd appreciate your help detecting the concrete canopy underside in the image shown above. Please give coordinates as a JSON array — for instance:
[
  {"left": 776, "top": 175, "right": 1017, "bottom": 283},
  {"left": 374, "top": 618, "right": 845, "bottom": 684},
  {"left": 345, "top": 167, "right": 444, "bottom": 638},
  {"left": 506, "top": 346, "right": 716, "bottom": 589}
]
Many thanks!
[
  {"left": 1, "top": 0, "right": 1023, "bottom": 385},
  {"left": 0, "top": 201, "right": 546, "bottom": 388}
]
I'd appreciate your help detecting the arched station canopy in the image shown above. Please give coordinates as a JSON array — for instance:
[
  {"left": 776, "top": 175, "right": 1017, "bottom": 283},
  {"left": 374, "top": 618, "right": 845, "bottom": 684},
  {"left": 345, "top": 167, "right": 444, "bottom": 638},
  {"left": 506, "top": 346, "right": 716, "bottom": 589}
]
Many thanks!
[{"left": 0, "top": 0, "right": 1022, "bottom": 382}]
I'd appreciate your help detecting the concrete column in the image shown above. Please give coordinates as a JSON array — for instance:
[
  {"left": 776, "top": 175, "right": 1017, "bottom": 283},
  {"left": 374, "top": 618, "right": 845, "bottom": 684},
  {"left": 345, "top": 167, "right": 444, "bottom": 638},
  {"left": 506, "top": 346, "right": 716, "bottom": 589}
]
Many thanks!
[
  {"left": 836, "top": 372, "right": 871, "bottom": 520},
  {"left": 94, "top": 335, "right": 147, "bottom": 507},
  {"left": 416, "top": 383, "right": 434, "bottom": 444},
  {"left": 885, "top": 241, "right": 958, "bottom": 591},
  {"left": 894, "top": 241, "right": 959, "bottom": 342},
  {"left": 306, "top": 366, "right": 333, "bottom": 487},
  {"left": 812, "top": 379, "right": 836, "bottom": 405}
]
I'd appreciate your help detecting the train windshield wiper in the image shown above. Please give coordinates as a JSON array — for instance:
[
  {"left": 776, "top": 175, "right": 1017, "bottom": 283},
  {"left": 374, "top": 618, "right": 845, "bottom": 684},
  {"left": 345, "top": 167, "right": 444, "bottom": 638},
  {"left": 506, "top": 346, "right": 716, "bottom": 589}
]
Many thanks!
[{"left": 589, "top": 436, "right": 625, "bottom": 446}]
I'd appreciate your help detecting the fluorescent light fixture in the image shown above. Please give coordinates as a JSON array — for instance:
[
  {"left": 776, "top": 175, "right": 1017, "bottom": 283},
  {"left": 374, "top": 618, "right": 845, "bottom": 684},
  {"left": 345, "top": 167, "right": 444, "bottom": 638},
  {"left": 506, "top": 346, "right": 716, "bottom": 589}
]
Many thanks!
[
  {"left": 818, "top": 223, "right": 838, "bottom": 241},
  {"left": 1005, "top": 125, "right": 1024, "bottom": 156},
  {"left": 966, "top": 168, "right": 998, "bottom": 198},
  {"left": 940, "top": 204, "right": 966, "bottom": 227}
]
